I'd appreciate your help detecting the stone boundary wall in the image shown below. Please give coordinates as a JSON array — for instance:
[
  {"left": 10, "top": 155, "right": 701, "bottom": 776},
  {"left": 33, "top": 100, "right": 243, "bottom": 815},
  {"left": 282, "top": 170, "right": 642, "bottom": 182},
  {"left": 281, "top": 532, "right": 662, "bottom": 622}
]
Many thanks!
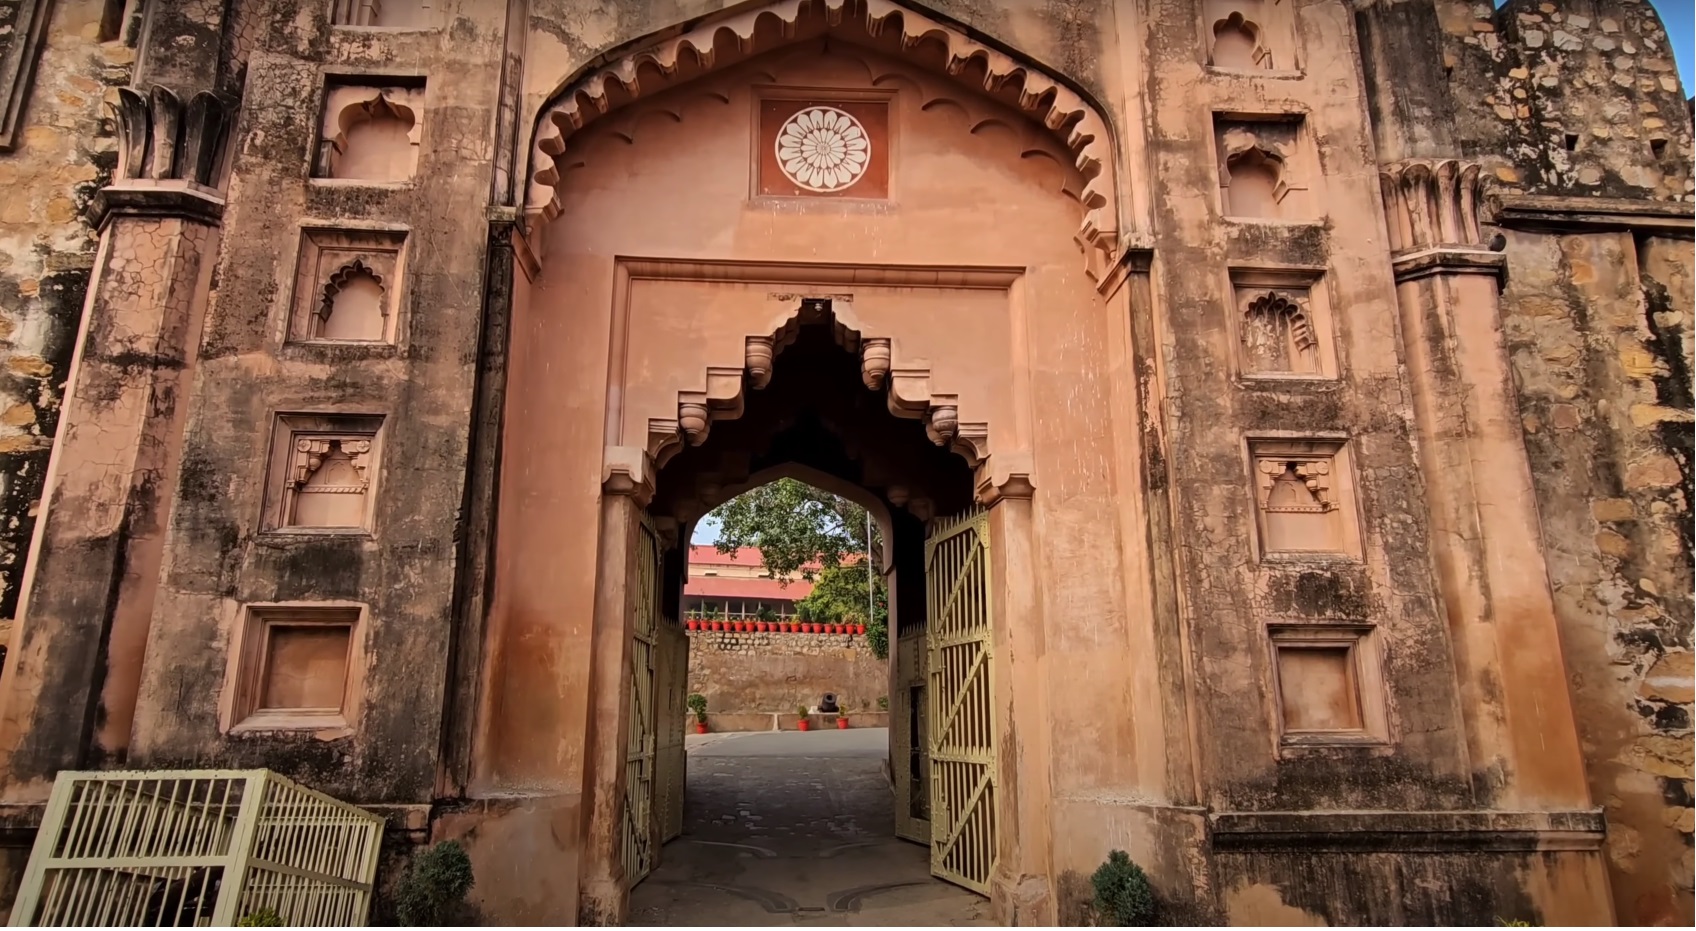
[
  {"left": 685, "top": 711, "right": 892, "bottom": 733},
  {"left": 685, "top": 629, "right": 886, "bottom": 715}
]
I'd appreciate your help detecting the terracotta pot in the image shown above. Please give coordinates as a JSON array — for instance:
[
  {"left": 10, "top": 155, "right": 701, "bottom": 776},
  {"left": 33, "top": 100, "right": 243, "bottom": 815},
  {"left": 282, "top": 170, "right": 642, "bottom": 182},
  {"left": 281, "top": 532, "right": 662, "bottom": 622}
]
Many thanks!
[
  {"left": 781, "top": 622, "right": 793, "bottom": 632},
  {"left": 832, "top": 624, "right": 845, "bottom": 634},
  {"left": 810, "top": 623, "right": 822, "bottom": 634},
  {"left": 756, "top": 621, "right": 768, "bottom": 632},
  {"left": 836, "top": 716, "right": 849, "bottom": 730},
  {"left": 711, "top": 621, "right": 723, "bottom": 631},
  {"left": 686, "top": 619, "right": 699, "bottom": 631},
  {"left": 695, "top": 721, "right": 708, "bottom": 734},
  {"left": 853, "top": 623, "right": 866, "bottom": 635},
  {"left": 797, "top": 719, "right": 810, "bottom": 732},
  {"left": 733, "top": 621, "right": 745, "bottom": 632}
]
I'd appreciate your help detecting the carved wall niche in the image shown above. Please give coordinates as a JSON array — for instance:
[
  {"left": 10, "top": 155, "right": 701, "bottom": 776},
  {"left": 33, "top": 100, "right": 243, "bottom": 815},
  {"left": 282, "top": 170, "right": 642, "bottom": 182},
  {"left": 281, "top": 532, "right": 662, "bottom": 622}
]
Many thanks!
[
  {"left": 1202, "top": 0, "right": 1298, "bottom": 71},
  {"left": 264, "top": 414, "right": 385, "bottom": 532},
  {"left": 315, "top": 80, "right": 426, "bottom": 182},
  {"left": 222, "top": 603, "right": 366, "bottom": 733},
  {"left": 1267, "top": 624, "right": 1388, "bottom": 749},
  {"left": 1248, "top": 437, "right": 1360, "bottom": 558},
  {"left": 1215, "top": 116, "right": 1311, "bottom": 220},
  {"left": 1230, "top": 267, "right": 1335, "bottom": 378},
  {"left": 329, "top": 0, "right": 438, "bottom": 28},
  {"left": 289, "top": 227, "right": 406, "bottom": 344}
]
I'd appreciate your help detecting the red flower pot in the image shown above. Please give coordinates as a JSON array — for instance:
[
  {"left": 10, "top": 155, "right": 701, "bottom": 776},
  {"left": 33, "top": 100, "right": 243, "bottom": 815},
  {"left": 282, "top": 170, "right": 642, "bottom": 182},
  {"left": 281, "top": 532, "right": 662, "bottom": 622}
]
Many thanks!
[
  {"left": 836, "top": 716, "right": 849, "bottom": 730},
  {"left": 695, "top": 721, "right": 708, "bottom": 734},
  {"left": 810, "top": 623, "right": 822, "bottom": 634},
  {"left": 781, "top": 622, "right": 793, "bottom": 632},
  {"left": 853, "top": 623, "right": 865, "bottom": 635},
  {"left": 832, "top": 624, "right": 844, "bottom": 634},
  {"left": 711, "top": 621, "right": 723, "bottom": 631},
  {"left": 797, "top": 718, "right": 810, "bottom": 732},
  {"left": 686, "top": 619, "right": 699, "bottom": 631},
  {"left": 756, "top": 621, "right": 768, "bottom": 632},
  {"left": 733, "top": 621, "right": 745, "bottom": 632}
]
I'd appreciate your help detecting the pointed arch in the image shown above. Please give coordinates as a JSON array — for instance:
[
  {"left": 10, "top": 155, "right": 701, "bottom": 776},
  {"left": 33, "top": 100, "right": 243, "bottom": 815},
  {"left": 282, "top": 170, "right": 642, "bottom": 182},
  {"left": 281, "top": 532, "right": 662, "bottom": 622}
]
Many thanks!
[{"left": 522, "top": 0, "right": 1122, "bottom": 275}]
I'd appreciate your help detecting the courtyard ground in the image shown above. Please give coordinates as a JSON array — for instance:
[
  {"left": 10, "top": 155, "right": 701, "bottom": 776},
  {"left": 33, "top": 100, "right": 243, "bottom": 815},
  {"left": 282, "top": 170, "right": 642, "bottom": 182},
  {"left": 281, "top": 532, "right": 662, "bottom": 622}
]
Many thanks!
[{"left": 626, "top": 728, "right": 990, "bottom": 926}]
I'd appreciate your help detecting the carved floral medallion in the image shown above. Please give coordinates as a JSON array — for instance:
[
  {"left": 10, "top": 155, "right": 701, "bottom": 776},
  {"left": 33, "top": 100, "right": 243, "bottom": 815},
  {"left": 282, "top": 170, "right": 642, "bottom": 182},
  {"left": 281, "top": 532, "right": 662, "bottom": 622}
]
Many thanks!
[{"left": 774, "top": 106, "right": 871, "bottom": 192}]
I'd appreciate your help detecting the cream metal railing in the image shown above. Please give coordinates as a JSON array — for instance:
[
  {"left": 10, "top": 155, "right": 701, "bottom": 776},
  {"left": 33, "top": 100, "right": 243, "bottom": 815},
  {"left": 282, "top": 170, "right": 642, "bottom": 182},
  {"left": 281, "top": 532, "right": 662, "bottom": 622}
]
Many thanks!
[{"left": 10, "top": 769, "right": 383, "bottom": 927}]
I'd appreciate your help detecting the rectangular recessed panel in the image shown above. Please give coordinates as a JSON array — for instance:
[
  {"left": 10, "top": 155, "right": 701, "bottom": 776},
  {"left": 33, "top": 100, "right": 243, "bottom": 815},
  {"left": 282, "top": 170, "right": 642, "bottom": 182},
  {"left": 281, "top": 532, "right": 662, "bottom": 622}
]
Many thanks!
[
  {"left": 261, "top": 625, "right": 352, "bottom": 711},
  {"left": 1277, "top": 645, "right": 1362, "bottom": 732}
]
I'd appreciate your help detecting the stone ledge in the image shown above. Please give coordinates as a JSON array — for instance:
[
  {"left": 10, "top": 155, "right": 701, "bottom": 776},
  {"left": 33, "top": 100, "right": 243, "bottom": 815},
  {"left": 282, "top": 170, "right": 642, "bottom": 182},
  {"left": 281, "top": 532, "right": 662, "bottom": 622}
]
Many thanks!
[
  {"left": 90, "top": 181, "right": 226, "bottom": 227},
  {"left": 1209, "top": 809, "right": 1605, "bottom": 852},
  {"left": 1390, "top": 246, "right": 1507, "bottom": 283},
  {"left": 1490, "top": 193, "right": 1695, "bottom": 236}
]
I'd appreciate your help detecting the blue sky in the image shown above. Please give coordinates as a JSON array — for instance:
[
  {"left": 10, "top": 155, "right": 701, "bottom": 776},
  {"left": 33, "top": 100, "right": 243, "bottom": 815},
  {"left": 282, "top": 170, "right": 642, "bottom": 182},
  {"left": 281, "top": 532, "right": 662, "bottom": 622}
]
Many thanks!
[{"left": 1500, "top": 0, "right": 1693, "bottom": 87}]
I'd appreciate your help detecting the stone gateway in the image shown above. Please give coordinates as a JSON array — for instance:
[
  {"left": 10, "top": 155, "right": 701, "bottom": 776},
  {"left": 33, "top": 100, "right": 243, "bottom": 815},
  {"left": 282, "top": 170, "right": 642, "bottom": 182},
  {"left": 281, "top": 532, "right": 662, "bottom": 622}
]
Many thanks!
[{"left": 0, "top": 0, "right": 1690, "bottom": 926}]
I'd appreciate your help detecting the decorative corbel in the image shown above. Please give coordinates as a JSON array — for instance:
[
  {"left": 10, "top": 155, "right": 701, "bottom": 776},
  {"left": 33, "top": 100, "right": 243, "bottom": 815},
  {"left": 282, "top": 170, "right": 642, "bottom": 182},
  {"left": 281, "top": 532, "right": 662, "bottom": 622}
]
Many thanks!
[
  {"left": 975, "top": 453, "right": 1036, "bottom": 507},
  {"left": 746, "top": 336, "right": 775, "bottom": 389},
  {"left": 603, "top": 446, "right": 657, "bottom": 508},
  {"left": 860, "top": 338, "right": 891, "bottom": 390}
]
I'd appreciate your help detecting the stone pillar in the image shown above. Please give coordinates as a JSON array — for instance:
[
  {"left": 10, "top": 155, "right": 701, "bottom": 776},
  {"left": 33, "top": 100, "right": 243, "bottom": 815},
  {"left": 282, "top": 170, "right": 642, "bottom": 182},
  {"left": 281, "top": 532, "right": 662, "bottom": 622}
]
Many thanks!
[
  {"left": 0, "top": 86, "right": 226, "bottom": 796},
  {"left": 1380, "top": 159, "right": 1590, "bottom": 808},
  {"left": 576, "top": 448, "right": 653, "bottom": 925},
  {"left": 979, "top": 459, "right": 1054, "bottom": 925}
]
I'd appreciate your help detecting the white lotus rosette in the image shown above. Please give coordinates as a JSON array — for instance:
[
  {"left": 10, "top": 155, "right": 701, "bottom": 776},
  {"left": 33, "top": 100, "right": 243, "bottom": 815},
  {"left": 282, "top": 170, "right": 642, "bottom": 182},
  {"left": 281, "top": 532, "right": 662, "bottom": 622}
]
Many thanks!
[{"left": 775, "top": 106, "right": 871, "bottom": 192}]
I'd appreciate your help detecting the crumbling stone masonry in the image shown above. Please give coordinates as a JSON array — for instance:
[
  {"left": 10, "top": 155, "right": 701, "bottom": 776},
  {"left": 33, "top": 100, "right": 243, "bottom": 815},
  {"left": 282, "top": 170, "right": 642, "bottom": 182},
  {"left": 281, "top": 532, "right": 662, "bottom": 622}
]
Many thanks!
[{"left": 0, "top": 0, "right": 1689, "bottom": 926}]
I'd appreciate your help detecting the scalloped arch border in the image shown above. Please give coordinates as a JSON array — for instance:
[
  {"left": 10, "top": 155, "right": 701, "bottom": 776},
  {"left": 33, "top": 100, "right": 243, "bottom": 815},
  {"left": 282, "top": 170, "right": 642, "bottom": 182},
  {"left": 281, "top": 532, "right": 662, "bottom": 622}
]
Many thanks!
[{"left": 525, "top": 0, "right": 1122, "bottom": 277}]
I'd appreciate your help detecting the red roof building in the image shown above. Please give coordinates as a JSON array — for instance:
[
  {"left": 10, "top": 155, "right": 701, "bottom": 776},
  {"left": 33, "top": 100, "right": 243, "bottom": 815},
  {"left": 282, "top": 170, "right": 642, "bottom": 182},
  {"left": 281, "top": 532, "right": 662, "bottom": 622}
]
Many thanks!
[{"left": 682, "top": 545, "right": 819, "bottom": 618}]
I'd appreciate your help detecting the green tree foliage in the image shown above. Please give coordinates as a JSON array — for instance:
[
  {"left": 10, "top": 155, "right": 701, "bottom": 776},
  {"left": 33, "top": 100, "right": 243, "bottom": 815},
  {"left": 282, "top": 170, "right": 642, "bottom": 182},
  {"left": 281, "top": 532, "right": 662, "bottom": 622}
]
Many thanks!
[
  {"left": 795, "top": 562, "right": 889, "bottom": 660},
  {"left": 236, "top": 908, "right": 284, "bottom": 927},
  {"left": 687, "top": 693, "right": 708, "bottom": 722},
  {"left": 395, "top": 840, "right": 475, "bottom": 926},
  {"left": 1090, "top": 850, "right": 1158, "bottom": 926},
  {"left": 709, "top": 479, "right": 881, "bottom": 579}
]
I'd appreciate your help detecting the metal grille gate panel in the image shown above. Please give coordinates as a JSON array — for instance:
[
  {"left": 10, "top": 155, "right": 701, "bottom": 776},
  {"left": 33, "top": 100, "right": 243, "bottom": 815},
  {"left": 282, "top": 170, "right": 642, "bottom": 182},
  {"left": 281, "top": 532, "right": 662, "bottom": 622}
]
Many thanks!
[
  {"left": 621, "top": 519, "right": 660, "bottom": 888},
  {"left": 925, "top": 508, "right": 996, "bottom": 895}
]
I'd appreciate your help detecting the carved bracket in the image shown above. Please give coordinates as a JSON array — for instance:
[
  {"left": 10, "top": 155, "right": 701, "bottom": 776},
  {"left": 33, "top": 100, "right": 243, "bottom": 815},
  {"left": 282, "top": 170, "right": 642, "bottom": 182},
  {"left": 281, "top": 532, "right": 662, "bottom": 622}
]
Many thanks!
[
  {"left": 1379, "top": 159, "right": 1490, "bottom": 253},
  {"left": 527, "top": 0, "right": 1121, "bottom": 275},
  {"left": 114, "top": 85, "right": 227, "bottom": 187},
  {"left": 644, "top": 301, "right": 990, "bottom": 469}
]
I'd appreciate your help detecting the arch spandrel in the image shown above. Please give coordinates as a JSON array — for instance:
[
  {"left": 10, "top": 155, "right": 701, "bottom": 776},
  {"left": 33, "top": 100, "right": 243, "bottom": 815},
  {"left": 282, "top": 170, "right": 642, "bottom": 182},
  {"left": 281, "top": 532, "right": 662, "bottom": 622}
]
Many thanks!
[{"left": 523, "top": 0, "right": 1124, "bottom": 279}]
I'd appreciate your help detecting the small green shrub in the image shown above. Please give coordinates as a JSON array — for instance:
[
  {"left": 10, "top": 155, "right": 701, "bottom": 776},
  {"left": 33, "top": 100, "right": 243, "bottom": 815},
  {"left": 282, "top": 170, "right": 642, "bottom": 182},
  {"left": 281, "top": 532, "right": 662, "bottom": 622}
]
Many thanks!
[
  {"left": 877, "top": 695, "right": 889, "bottom": 711},
  {"left": 394, "top": 840, "right": 475, "bottom": 927},
  {"left": 236, "top": 907, "right": 284, "bottom": 927},
  {"left": 686, "top": 692, "right": 708, "bottom": 722},
  {"left": 1090, "top": 850, "right": 1157, "bottom": 926}
]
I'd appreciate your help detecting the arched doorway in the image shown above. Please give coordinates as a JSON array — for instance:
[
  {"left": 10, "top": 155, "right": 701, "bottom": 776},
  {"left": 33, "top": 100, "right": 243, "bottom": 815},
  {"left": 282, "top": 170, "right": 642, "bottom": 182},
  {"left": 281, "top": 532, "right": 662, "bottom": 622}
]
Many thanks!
[
  {"left": 475, "top": 2, "right": 1116, "bottom": 922},
  {"left": 626, "top": 306, "right": 984, "bottom": 923}
]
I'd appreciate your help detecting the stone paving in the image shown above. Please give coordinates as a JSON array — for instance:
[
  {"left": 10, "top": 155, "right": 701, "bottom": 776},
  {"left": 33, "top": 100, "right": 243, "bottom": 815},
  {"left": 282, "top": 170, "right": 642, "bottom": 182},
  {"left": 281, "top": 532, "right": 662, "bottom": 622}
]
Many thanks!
[{"left": 627, "top": 729, "right": 990, "bottom": 927}]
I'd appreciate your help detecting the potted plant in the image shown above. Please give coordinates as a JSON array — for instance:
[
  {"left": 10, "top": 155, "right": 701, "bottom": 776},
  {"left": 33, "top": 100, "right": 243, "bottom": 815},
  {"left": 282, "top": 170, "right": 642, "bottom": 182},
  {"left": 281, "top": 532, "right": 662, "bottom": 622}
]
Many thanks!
[
  {"left": 711, "top": 619, "right": 723, "bottom": 631},
  {"left": 686, "top": 617, "right": 700, "bottom": 631},
  {"left": 687, "top": 693, "right": 708, "bottom": 735},
  {"left": 836, "top": 710, "right": 849, "bottom": 729},
  {"left": 796, "top": 705, "right": 811, "bottom": 731},
  {"left": 853, "top": 621, "right": 865, "bottom": 634}
]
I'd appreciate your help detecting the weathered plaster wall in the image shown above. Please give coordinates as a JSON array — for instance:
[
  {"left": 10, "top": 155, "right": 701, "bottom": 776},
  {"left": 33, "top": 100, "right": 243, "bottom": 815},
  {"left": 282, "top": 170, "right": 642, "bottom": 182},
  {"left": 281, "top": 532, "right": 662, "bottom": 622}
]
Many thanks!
[
  {"left": 685, "top": 630, "right": 885, "bottom": 713},
  {"left": 1421, "top": 1, "right": 1695, "bottom": 924},
  {"left": 1499, "top": 230, "right": 1694, "bottom": 926},
  {"left": 0, "top": 0, "right": 132, "bottom": 631},
  {"left": 120, "top": 0, "right": 508, "bottom": 808}
]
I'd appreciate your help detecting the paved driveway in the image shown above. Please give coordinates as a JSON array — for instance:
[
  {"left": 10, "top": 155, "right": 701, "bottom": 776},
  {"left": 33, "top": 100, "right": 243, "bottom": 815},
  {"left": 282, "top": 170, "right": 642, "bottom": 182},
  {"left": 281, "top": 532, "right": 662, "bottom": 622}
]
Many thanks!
[{"left": 627, "top": 728, "right": 990, "bottom": 926}]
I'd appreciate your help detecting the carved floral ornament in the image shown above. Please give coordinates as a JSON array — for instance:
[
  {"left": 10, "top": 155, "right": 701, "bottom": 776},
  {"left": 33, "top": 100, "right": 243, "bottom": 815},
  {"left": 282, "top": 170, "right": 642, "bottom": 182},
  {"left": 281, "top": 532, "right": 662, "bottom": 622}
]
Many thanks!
[
  {"left": 526, "top": 0, "right": 1122, "bottom": 276},
  {"left": 1258, "top": 459, "right": 1334, "bottom": 513},
  {"left": 1245, "top": 291, "right": 1315, "bottom": 349},
  {"left": 776, "top": 106, "right": 872, "bottom": 192}
]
